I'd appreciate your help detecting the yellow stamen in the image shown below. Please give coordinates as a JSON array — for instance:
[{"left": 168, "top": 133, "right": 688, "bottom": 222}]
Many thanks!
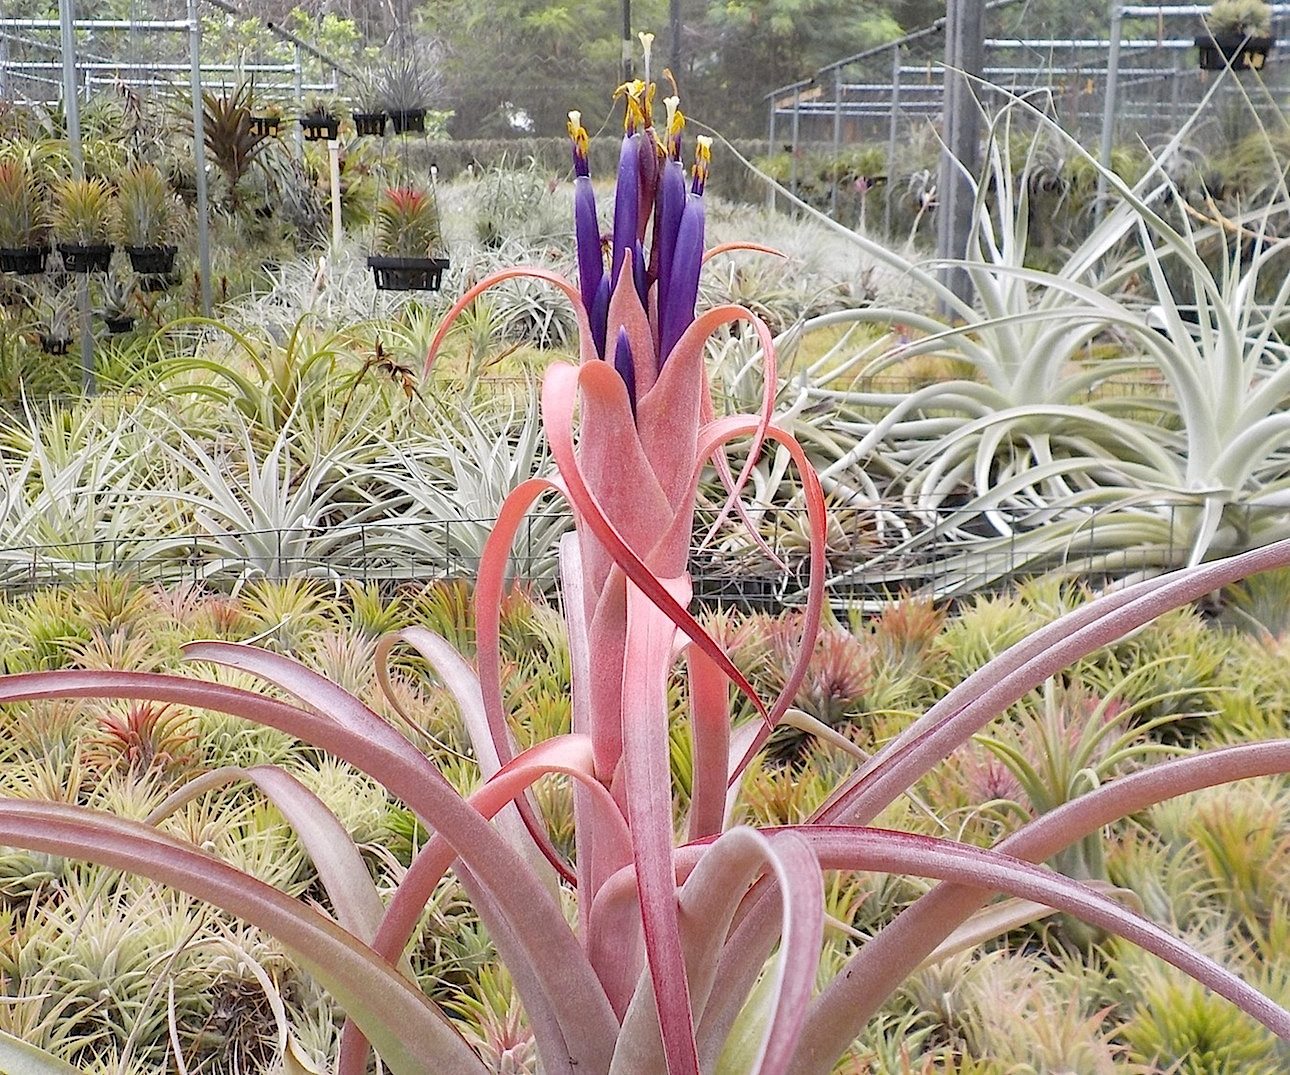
[{"left": 567, "top": 110, "right": 589, "bottom": 157}]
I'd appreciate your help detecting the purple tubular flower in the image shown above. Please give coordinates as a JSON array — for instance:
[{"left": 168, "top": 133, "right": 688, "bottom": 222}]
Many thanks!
[
  {"left": 652, "top": 159, "right": 686, "bottom": 337},
  {"left": 591, "top": 274, "right": 610, "bottom": 359},
  {"left": 637, "top": 129, "right": 660, "bottom": 248},
  {"left": 573, "top": 176, "right": 604, "bottom": 319},
  {"left": 613, "top": 326, "right": 636, "bottom": 409},
  {"left": 611, "top": 134, "right": 641, "bottom": 289},
  {"left": 657, "top": 192, "right": 704, "bottom": 367}
]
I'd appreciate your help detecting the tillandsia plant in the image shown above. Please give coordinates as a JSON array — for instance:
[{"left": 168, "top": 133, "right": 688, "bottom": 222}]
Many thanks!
[
  {"left": 50, "top": 176, "right": 115, "bottom": 245},
  {"left": 3, "top": 41, "right": 1290, "bottom": 1075},
  {"left": 0, "top": 160, "right": 47, "bottom": 249},
  {"left": 113, "top": 162, "right": 176, "bottom": 249},
  {"left": 1206, "top": 0, "right": 1273, "bottom": 36},
  {"left": 376, "top": 186, "right": 442, "bottom": 258}
]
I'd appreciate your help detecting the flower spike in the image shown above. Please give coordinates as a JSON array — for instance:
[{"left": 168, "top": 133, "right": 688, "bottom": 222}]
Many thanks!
[{"left": 691, "top": 135, "right": 712, "bottom": 196}]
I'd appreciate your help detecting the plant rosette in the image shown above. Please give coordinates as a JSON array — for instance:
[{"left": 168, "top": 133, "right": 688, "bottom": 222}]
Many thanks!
[
  {"left": 0, "top": 160, "right": 49, "bottom": 270},
  {"left": 369, "top": 186, "right": 448, "bottom": 290}
]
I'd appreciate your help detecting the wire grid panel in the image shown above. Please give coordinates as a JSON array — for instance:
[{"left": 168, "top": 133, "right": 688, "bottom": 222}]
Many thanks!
[
  {"left": 771, "top": 2, "right": 1290, "bottom": 238},
  {"left": 0, "top": 501, "right": 1275, "bottom": 609}
]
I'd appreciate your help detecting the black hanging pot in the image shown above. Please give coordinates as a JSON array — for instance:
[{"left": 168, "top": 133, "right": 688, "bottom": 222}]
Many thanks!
[
  {"left": 125, "top": 244, "right": 177, "bottom": 275},
  {"left": 300, "top": 114, "right": 340, "bottom": 141},
  {"left": 0, "top": 245, "right": 48, "bottom": 275},
  {"left": 251, "top": 114, "right": 282, "bottom": 137},
  {"left": 389, "top": 108, "right": 426, "bottom": 135},
  {"left": 104, "top": 315, "right": 135, "bottom": 335},
  {"left": 57, "top": 243, "right": 113, "bottom": 273},
  {"left": 1195, "top": 32, "right": 1274, "bottom": 71},
  {"left": 40, "top": 335, "right": 72, "bottom": 355},
  {"left": 367, "top": 255, "right": 449, "bottom": 292},
  {"left": 354, "top": 111, "right": 387, "bottom": 136}
]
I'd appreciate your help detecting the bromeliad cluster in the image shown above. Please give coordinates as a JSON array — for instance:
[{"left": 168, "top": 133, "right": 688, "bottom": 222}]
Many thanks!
[{"left": 0, "top": 40, "right": 1289, "bottom": 1075}]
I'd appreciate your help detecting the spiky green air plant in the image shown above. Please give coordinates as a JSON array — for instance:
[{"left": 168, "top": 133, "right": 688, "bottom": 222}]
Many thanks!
[{"left": 5, "top": 42, "right": 1290, "bottom": 1075}]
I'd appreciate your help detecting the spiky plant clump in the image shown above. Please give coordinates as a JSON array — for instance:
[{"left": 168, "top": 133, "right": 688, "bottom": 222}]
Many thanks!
[
  {"left": 0, "top": 160, "right": 46, "bottom": 248},
  {"left": 1206, "top": 0, "right": 1273, "bottom": 36},
  {"left": 113, "top": 163, "right": 175, "bottom": 248},
  {"left": 51, "top": 176, "right": 115, "bottom": 245},
  {"left": 375, "top": 187, "right": 442, "bottom": 258},
  {"left": 83, "top": 700, "right": 197, "bottom": 777}
]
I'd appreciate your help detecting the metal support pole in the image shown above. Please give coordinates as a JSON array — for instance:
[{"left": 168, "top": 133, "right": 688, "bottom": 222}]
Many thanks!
[
  {"left": 294, "top": 44, "right": 304, "bottom": 157},
  {"left": 936, "top": 0, "right": 985, "bottom": 308},
  {"left": 58, "top": 0, "right": 94, "bottom": 394},
  {"left": 831, "top": 67, "right": 842, "bottom": 217},
  {"left": 328, "top": 140, "right": 343, "bottom": 248},
  {"left": 621, "top": 0, "right": 633, "bottom": 83},
  {"left": 767, "top": 98, "right": 777, "bottom": 212},
  {"left": 1096, "top": 0, "right": 1124, "bottom": 224},
  {"left": 789, "top": 91, "right": 801, "bottom": 213},
  {"left": 886, "top": 46, "right": 901, "bottom": 239},
  {"left": 669, "top": 0, "right": 681, "bottom": 75},
  {"left": 188, "top": 0, "right": 212, "bottom": 316}
]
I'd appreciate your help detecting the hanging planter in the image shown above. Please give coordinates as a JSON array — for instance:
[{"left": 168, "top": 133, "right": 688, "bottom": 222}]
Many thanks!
[
  {"left": 0, "top": 246, "right": 48, "bottom": 275},
  {"left": 368, "top": 185, "right": 449, "bottom": 292},
  {"left": 353, "top": 111, "right": 387, "bottom": 137},
  {"left": 52, "top": 177, "right": 114, "bottom": 273},
  {"left": 300, "top": 115, "right": 340, "bottom": 141},
  {"left": 58, "top": 243, "right": 113, "bottom": 273},
  {"left": 1195, "top": 30, "right": 1274, "bottom": 69},
  {"left": 389, "top": 108, "right": 427, "bottom": 135},
  {"left": 367, "top": 254, "right": 450, "bottom": 291},
  {"left": 251, "top": 114, "right": 282, "bottom": 137},
  {"left": 300, "top": 100, "right": 341, "bottom": 142},
  {"left": 104, "top": 315, "right": 135, "bottom": 335},
  {"left": 40, "top": 334, "right": 72, "bottom": 356},
  {"left": 1196, "top": 1, "right": 1275, "bottom": 69},
  {"left": 125, "top": 244, "right": 177, "bottom": 275}
]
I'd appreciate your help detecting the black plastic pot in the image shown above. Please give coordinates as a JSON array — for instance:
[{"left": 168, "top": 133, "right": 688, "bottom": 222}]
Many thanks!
[
  {"left": 104, "top": 315, "right": 135, "bottom": 335},
  {"left": 367, "top": 254, "right": 449, "bottom": 292},
  {"left": 251, "top": 114, "right": 282, "bottom": 137},
  {"left": 1195, "top": 32, "right": 1274, "bottom": 71},
  {"left": 300, "top": 115, "right": 340, "bottom": 141},
  {"left": 0, "top": 246, "right": 48, "bottom": 275},
  {"left": 125, "top": 244, "right": 177, "bottom": 275},
  {"left": 354, "top": 111, "right": 387, "bottom": 136},
  {"left": 389, "top": 108, "right": 426, "bottom": 135},
  {"left": 40, "top": 335, "right": 72, "bottom": 355},
  {"left": 57, "top": 242, "right": 113, "bottom": 273}
]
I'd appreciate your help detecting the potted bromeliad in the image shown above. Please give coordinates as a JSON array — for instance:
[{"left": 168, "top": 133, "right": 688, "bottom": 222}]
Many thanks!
[
  {"left": 52, "top": 176, "right": 115, "bottom": 273},
  {"left": 351, "top": 68, "right": 387, "bottom": 137},
  {"left": 1196, "top": 0, "right": 1275, "bottom": 70},
  {"left": 379, "top": 50, "right": 439, "bottom": 135},
  {"left": 115, "top": 162, "right": 179, "bottom": 276},
  {"left": 251, "top": 101, "right": 284, "bottom": 138},
  {"left": 0, "top": 161, "right": 48, "bottom": 275},
  {"left": 367, "top": 184, "right": 449, "bottom": 290},
  {"left": 97, "top": 274, "right": 137, "bottom": 335},
  {"left": 300, "top": 97, "right": 341, "bottom": 142}
]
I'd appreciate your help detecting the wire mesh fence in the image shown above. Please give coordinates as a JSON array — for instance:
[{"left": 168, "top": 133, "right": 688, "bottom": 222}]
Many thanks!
[
  {"left": 767, "top": 1, "right": 1290, "bottom": 239},
  {"left": 1, "top": 499, "right": 1279, "bottom": 609}
]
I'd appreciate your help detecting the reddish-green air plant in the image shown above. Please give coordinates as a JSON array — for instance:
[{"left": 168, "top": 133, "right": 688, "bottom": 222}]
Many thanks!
[{"left": 1, "top": 41, "right": 1290, "bottom": 1075}]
